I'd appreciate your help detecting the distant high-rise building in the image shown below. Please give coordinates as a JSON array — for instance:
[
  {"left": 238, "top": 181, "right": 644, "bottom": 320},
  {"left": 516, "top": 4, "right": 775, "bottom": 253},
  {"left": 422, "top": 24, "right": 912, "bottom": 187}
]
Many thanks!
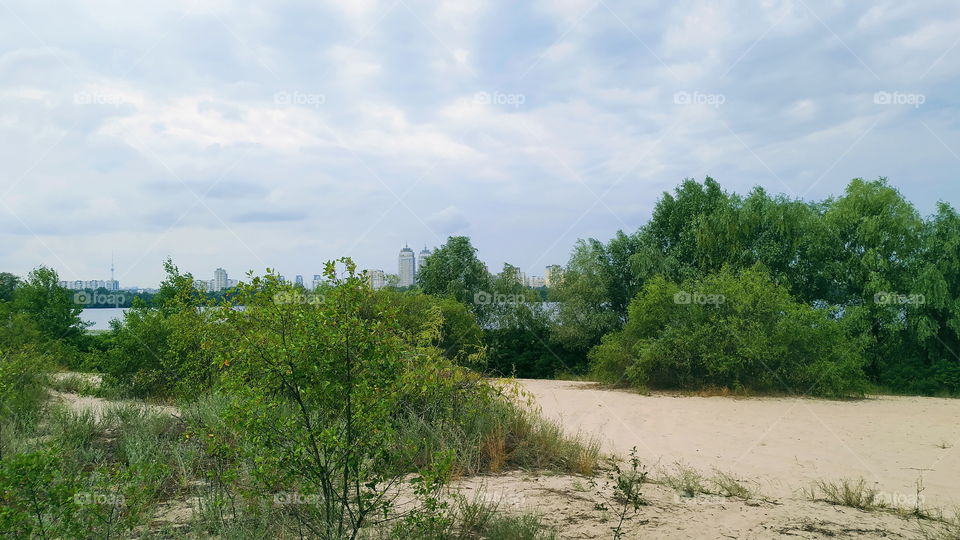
[
  {"left": 214, "top": 268, "right": 229, "bottom": 291},
  {"left": 545, "top": 265, "right": 563, "bottom": 287},
  {"left": 295, "top": 275, "right": 304, "bottom": 287},
  {"left": 194, "top": 279, "right": 213, "bottom": 292},
  {"left": 398, "top": 245, "right": 416, "bottom": 287},
  {"left": 416, "top": 246, "right": 432, "bottom": 275},
  {"left": 527, "top": 276, "right": 545, "bottom": 288},
  {"left": 366, "top": 269, "right": 387, "bottom": 290},
  {"left": 311, "top": 274, "right": 323, "bottom": 290}
]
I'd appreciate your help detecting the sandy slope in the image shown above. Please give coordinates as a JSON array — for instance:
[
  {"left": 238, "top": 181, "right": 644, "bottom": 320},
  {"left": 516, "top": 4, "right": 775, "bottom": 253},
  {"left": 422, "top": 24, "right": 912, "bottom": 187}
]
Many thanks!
[
  {"left": 45, "top": 376, "right": 959, "bottom": 537},
  {"left": 518, "top": 379, "right": 960, "bottom": 515},
  {"left": 454, "top": 472, "right": 948, "bottom": 539}
]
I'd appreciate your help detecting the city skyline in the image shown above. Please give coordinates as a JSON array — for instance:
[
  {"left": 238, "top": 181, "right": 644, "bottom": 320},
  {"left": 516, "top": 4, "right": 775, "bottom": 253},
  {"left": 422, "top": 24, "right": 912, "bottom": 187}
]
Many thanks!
[{"left": 55, "top": 244, "right": 556, "bottom": 290}]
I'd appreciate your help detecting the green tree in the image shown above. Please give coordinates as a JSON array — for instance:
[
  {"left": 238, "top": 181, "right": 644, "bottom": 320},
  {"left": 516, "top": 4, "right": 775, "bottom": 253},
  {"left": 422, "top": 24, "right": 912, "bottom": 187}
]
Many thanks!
[
  {"left": 12, "top": 267, "right": 85, "bottom": 345},
  {"left": 482, "top": 264, "right": 575, "bottom": 377},
  {"left": 95, "top": 260, "right": 217, "bottom": 397},
  {"left": 822, "top": 178, "right": 924, "bottom": 381},
  {"left": 218, "top": 259, "right": 428, "bottom": 538},
  {"left": 416, "top": 236, "right": 492, "bottom": 321},
  {"left": 0, "top": 273, "right": 19, "bottom": 303},
  {"left": 372, "top": 288, "right": 485, "bottom": 367},
  {"left": 590, "top": 266, "right": 868, "bottom": 397},
  {"left": 883, "top": 202, "right": 960, "bottom": 393}
]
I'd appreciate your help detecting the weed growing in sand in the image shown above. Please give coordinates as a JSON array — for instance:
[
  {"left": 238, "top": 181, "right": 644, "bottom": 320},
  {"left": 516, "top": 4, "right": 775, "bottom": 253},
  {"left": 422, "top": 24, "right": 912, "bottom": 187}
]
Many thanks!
[
  {"left": 590, "top": 447, "right": 648, "bottom": 540},
  {"left": 710, "top": 470, "right": 752, "bottom": 499},
  {"left": 935, "top": 440, "right": 953, "bottom": 450},
  {"left": 48, "top": 373, "right": 101, "bottom": 397},
  {"left": 390, "top": 489, "right": 556, "bottom": 540},
  {"left": 806, "top": 478, "right": 882, "bottom": 510},
  {"left": 661, "top": 463, "right": 709, "bottom": 498},
  {"left": 916, "top": 507, "right": 960, "bottom": 540}
]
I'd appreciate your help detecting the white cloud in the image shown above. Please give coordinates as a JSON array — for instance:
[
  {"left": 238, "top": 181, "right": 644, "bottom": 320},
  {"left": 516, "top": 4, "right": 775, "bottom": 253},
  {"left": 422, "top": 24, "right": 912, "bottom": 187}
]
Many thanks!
[{"left": 1, "top": 0, "right": 959, "bottom": 285}]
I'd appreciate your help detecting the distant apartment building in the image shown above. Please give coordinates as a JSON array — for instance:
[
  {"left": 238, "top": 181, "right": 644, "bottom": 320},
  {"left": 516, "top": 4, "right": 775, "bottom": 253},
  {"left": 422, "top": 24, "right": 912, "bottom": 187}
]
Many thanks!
[
  {"left": 526, "top": 275, "right": 545, "bottom": 288},
  {"left": 509, "top": 266, "right": 526, "bottom": 285},
  {"left": 366, "top": 269, "right": 387, "bottom": 290},
  {"left": 398, "top": 245, "right": 416, "bottom": 287},
  {"left": 311, "top": 274, "right": 323, "bottom": 290},
  {"left": 416, "top": 246, "right": 432, "bottom": 275},
  {"left": 213, "top": 268, "right": 229, "bottom": 291},
  {"left": 294, "top": 275, "right": 304, "bottom": 287},
  {"left": 60, "top": 279, "right": 119, "bottom": 290},
  {"left": 194, "top": 279, "right": 213, "bottom": 292},
  {"left": 544, "top": 265, "right": 563, "bottom": 287}
]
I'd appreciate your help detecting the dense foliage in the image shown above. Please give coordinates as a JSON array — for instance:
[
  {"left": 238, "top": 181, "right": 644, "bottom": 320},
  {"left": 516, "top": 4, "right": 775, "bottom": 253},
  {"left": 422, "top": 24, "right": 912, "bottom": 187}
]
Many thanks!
[
  {"left": 590, "top": 267, "right": 868, "bottom": 397},
  {"left": 557, "top": 177, "right": 960, "bottom": 395}
]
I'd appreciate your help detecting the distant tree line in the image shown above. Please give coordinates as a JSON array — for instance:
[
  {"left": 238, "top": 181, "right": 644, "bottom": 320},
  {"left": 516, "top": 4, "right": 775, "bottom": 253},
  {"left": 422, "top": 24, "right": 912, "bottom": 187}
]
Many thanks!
[{"left": 2, "top": 176, "right": 957, "bottom": 397}]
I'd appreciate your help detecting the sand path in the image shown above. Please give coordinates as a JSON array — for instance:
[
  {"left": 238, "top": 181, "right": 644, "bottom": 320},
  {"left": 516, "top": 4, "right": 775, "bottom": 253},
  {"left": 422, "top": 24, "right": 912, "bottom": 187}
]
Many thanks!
[{"left": 519, "top": 379, "right": 960, "bottom": 513}]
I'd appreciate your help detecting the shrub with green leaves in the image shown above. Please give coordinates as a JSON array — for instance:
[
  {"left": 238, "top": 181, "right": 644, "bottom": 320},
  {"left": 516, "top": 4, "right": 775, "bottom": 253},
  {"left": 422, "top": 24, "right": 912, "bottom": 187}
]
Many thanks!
[
  {"left": 590, "top": 266, "right": 868, "bottom": 397},
  {"left": 0, "top": 346, "right": 50, "bottom": 455},
  {"left": 93, "top": 259, "right": 220, "bottom": 398},
  {"left": 214, "top": 259, "right": 446, "bottom": 539},
  {"left": 372, "top": 288, "right": 485, "bottom": 367}
]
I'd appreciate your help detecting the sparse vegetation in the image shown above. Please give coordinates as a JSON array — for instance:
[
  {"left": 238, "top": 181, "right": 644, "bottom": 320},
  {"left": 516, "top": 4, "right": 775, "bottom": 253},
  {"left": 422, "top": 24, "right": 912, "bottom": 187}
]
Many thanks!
[
  {"left": 806, "top": 478, "right": 883, "bottom": 510},
  {"left": 660, "top": 463, "right": 710, "bottom": 498},
  {"left": 710, "top": 470, "right": 753, "bottom": 499},
  {"left": 1, "top": 259, "right": 600, "bottom": 538},
  {"left": 589, "top": 447, "right": 649, "bottom": 540}
]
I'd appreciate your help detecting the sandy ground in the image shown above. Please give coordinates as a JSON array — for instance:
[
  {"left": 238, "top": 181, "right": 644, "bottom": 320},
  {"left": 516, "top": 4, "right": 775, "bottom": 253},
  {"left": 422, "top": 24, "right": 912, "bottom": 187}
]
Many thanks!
[
  {"left": 454, "top": 472, "right": 949, "bottom": 539},
  {"left": 48, "top": 372, "right": 180, "bottom": 421},
  {"left": 518, "top": 379, "right": 960, "bottom": 516},
  {"left": 44, "top": 376, "right": 960, "bottom": 538}
]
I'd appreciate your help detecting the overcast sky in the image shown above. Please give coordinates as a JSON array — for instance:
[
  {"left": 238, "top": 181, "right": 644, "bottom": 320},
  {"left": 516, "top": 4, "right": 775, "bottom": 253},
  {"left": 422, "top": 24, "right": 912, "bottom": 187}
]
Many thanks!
[{"left": 2, "top": 0, "right": 959, "bottom": 287}]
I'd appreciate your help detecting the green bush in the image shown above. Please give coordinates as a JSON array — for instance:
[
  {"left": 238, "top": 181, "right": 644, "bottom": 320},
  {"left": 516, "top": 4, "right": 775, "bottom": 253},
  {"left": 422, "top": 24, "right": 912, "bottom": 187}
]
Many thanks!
[
  {"left": 591, "top": 266, "right": 868, "bottom": 397},
  {"left": 0, "top": 346, "right": 51, "bottom": 456},
  {"left": 92, "top": 260, "right": 221, "bottom": 398},
  {"left": 372, "top": 288, "right": 485, "bottom": 367}
]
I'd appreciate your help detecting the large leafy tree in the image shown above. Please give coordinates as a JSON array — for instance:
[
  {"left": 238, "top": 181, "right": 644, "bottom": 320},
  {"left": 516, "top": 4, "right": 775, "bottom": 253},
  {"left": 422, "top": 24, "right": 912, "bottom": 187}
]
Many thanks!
[
  {"left": 11, "top": 267, "right": 85, "bottom": 345},
  {"left": 551, "top": 237, "right": 638, "bottom": 357},
  {"left": 372, "top": 288, "right": 485, "bottom": 367},
  {"left": 483, "top": 264, "right": 575, "bottom": 377},
  {"left": 416, "top": 236, "right": 493, "bottom": 321},
  {"left": 885, "top": 202, "right": 960, "bottom": 393},
  {"left": 0, "top": 273, "right": 19, "bottom": 303},
  {"left": 820, "top": 179, "right": 924, "bottom": 381}
]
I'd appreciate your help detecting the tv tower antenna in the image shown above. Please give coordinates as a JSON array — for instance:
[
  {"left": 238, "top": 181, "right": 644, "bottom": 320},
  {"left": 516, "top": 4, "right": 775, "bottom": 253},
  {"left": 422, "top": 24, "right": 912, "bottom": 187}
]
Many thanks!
[{"left": 111, "top": 252, "right": 115, "bottom": 285}]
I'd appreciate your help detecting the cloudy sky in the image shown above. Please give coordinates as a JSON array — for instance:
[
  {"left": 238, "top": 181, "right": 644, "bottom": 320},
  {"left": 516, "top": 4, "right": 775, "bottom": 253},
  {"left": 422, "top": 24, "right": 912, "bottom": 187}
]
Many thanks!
[{"left": 2, "top": 0, "right": 959, "bottom": 287}]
